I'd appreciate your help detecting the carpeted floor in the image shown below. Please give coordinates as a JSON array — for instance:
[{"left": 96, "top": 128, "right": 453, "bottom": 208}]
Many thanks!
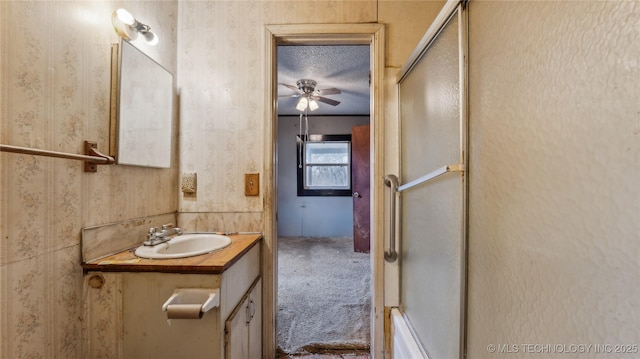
[{"left": 277, "top": 236, "right": 371, "bottom": 355}]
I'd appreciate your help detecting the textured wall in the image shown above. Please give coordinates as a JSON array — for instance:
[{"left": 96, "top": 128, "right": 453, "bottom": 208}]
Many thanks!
[
  {"left": 0, "top": 1, "right": 178, "bottom": 357},
  {"left": 379, "top": 0, "right": 446, "bottom": 68},
  {"left": 467, "top": 1, "right": 639, "bottom": 357}
]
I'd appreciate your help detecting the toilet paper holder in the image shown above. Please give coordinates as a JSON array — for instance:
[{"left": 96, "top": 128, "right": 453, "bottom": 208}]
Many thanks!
[{"left": 162, "top": 288, "right": 220, "bottom": 318}]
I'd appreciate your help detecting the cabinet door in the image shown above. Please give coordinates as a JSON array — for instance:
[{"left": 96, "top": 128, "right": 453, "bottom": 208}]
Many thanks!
[
  {"left": 248, "top": 278, "right": 262, "bottom": 359},
  {"left": 225, "top": 295, "right": 249, "bottom": 359},
  {"left": 225, "top": 277, "right": 262, "bottom": 359}
]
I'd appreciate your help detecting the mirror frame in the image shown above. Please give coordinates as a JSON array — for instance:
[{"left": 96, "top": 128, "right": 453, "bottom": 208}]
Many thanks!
[{"left": 110, "top": 39, "right": 174, "bottom": 168}]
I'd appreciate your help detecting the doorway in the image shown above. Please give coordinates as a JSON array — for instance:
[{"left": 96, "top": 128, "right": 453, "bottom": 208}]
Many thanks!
[
  {"left": 264, "top": 24, "right": 386, "bottom": 358},
  {"left": 275, "top": 44, "right": 370, "bottom": 356}
]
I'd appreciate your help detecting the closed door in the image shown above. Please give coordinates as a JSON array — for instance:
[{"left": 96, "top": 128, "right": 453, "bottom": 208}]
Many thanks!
[{"left": 225, "top": 278, "right": 262, "bottom": 359}]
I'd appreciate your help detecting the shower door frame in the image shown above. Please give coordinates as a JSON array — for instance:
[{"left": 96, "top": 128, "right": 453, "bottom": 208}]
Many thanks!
[{"left": 388, "top": 0, "right": 469, "bottom": 357}]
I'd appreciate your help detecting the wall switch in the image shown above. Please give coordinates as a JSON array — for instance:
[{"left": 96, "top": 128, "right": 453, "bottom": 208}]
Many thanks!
[
  {"left": 245, "top": 173, "right": 259, "bottom": 196},
  {"left": 181, "top": 173, "right": 197, "bottom": 194}
]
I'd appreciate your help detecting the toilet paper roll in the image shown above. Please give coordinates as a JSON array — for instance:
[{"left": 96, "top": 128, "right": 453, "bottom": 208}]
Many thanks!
[{"left": 166, "top": 304, "right": 204, "bottom": 319}]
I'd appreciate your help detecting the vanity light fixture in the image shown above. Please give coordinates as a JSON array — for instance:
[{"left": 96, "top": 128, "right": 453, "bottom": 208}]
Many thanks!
[{"left": 112, "top": 8, "right": 158, "bottom": 45}]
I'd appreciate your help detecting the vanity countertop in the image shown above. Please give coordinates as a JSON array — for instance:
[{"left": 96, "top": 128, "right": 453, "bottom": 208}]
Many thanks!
[{"left": 82, "top": 233, "right": 262, "bottom": 274}]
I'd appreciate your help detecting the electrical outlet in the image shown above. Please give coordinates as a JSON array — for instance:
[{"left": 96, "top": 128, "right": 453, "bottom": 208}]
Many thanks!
[
  {"left": 181, "top": 173, "right": 197, "bottom": 194},
  {"left": 245, "top": 173, "right": 259, "bottom": 196}
]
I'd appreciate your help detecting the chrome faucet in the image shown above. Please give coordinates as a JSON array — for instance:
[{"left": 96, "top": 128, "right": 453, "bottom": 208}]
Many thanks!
[{"left": 144, "top": 223, "right": 182, "bottom": 246}]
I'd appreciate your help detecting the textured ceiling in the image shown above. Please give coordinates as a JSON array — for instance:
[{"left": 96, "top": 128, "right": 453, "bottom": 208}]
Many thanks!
[{"left": 277, "top": 45, "right": 370, "bottom": 116}]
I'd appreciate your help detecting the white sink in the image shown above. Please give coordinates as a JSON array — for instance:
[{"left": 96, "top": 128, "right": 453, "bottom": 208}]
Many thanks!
[{"left": 134, "top": 233, "right": 232, "bottom": 259}]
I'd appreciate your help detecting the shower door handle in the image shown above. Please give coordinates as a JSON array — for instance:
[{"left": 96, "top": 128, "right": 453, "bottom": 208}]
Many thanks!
[{"left": 383, "top": 174, "right": 398, "bottom": 262}]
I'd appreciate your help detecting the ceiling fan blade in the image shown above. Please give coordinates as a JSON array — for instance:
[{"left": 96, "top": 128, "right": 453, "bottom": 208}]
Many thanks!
[
  {"left": 278, "top": 94, "right": 300, "bottom": 98},
  {"left": 316, "top": 96, "right": 341, "bottom": 106},
  {"left": 317, "top": 88, "right": 341, "bottom": 96},
  {"left": 280, "top": 83, "right": 299, "bottom": 91}
]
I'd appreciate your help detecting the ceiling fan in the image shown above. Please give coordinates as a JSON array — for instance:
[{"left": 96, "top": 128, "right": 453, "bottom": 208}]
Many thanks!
[{"left": 280, "top": 79, "right": 341, "bottom": 111}]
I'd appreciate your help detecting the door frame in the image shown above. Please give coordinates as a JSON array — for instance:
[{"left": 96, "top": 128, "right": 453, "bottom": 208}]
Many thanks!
[{"left": 263, "top": 23, "right": 386, "bottom": 358}]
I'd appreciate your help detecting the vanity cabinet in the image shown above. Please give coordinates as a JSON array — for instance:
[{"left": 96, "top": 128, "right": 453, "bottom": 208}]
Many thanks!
[
  {"left": 82, "top": 236, "right": 261, "bottom": 359},
  {"left": 225, "top": 277, "right": 262, "bottom": 359}
]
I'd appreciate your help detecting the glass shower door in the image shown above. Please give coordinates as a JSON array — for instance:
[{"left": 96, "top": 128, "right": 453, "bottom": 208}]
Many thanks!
[{"left": 389, "top": 3, "right": 468, "bottom": 359}]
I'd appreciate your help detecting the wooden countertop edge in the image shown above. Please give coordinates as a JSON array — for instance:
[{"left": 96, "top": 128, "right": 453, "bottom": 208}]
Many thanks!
[{"left": 82, "top": 233, "right": 262, "bottom": 274}]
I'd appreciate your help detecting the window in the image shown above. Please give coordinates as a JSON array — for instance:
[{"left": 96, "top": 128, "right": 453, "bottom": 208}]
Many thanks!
[{"left": 297, "top": 134, "right": 352, "bottom": 196}]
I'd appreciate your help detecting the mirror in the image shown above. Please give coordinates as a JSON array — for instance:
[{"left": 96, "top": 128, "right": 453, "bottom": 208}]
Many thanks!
[{"left": 110, "top": 39, "right": 173, "bottom": 168}]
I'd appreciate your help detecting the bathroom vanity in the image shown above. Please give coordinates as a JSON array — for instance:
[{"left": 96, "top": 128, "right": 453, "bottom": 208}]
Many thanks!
[{"left": 82, "top": 233, "right": 262, "bottom": 359}]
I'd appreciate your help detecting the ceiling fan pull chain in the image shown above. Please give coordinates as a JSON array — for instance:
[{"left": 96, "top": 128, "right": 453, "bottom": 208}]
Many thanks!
[
  {"left": 299, "top": 112, "right": 303, "bottom": 139},
  {"left": 304, "top": 108, "right": 309, "bottom": 141},
  {"left": 298, "top": 113, "right": 303, "bottom": 168}
]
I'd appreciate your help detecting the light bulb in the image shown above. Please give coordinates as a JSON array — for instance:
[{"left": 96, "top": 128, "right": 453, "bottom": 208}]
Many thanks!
[
  {"left": 115, "top": 9, "right": 135, "bottom": 25},
  {"left": 308, "top": 99, "right": 319, "bottom": 111},
  {"left": 296, "top": 97, "right": 308, "bottom": 112},
  {"left": 112, "top": 9, "right": 137, "bottom": 40}
]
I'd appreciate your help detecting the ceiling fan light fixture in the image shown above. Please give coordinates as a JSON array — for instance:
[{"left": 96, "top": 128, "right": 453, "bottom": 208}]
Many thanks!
[
  {"left": 296, "top": 79, "right": 317, "bottom": 94},
  {"left": 283, "top": 79, "right": 341, "bottom": 113},
  {"left": 296, "top": 97, "right": 309, "bottom": 112},
  {"left": 308, "top": 99, "right": 319, "bottom": 111}
]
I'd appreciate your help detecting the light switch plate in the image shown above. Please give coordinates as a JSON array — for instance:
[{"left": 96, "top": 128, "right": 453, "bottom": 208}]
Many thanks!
[{"left": 245, "top": 173, "right": 259, "bottom": 196}]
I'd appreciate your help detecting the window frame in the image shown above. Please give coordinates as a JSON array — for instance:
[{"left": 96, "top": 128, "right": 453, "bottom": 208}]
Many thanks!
[{"left": 296, "top": 134, "right": 352, "bottom": 197}]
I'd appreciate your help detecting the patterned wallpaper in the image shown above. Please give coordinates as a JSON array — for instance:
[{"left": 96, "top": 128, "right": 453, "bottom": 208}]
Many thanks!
[
  {"left": 1, "top": 0, "right": 439, "bottom": 357},
  {"left": 0, "top": 1, "right": 178, "bottom": 357}
]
